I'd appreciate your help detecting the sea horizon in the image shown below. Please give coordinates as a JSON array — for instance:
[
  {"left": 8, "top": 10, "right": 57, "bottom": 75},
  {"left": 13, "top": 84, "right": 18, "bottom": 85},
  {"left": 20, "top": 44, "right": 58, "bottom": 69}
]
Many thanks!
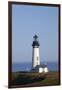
[{"left": 12, "top": 61, "right": 59, "bottom": 72}]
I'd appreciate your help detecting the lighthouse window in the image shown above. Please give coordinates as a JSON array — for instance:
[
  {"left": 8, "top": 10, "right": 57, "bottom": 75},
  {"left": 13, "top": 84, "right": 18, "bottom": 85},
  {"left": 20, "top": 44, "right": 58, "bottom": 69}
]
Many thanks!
[
  {"left": 37, "top": 57, "right": 38, "bottom": 60},
  {"left": 37, "top": 62, "right": 38, "bottom": 65}
]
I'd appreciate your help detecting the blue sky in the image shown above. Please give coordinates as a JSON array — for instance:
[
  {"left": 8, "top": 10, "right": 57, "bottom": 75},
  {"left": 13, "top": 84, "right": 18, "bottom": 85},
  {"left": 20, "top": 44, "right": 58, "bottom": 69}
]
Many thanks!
[{"left": 12, "top": 4, "right": 59, "bottom": 63}]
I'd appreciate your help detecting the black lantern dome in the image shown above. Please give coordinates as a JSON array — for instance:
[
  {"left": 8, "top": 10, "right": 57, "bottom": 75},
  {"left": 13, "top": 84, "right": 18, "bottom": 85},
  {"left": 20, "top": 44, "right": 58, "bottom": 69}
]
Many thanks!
[{"left": 32, "top": 35, "right": 40, "bottom": 47}]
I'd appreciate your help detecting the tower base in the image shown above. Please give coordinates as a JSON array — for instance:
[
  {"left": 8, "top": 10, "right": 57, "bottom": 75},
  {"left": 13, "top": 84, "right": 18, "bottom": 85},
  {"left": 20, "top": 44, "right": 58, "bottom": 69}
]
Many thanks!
[{"left": 31, "top": 64, "right": 48, "bottom": 73}]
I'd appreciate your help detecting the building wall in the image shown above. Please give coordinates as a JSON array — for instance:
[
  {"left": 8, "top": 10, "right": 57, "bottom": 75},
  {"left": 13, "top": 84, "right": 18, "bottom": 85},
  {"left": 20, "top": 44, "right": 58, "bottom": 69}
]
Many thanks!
[
  {"left": 44, "top": 67, "right": 48, "bottom": 72},
  {"left": 32, "top": 47, "right": 40, "bottom": 68},
  {"left": 39, "top": 67, "right": 48, "bottom": 73},
  {"left": 39, "top": 67, "right": 43, "bottom": 73}
]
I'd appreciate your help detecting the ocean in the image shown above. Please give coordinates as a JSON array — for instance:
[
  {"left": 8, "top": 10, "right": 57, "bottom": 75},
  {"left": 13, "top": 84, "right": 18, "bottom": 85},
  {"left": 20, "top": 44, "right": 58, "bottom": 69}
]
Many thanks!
[{"left": 12, "top": 62, "right": 59, "bottom": 72}]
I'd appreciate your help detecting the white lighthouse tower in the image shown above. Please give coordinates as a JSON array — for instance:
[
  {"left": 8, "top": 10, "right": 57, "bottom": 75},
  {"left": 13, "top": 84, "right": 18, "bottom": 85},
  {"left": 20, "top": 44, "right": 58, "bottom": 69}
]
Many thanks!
[
  {"left": 31, "top": 35, "right": 48, "bottom": 73},
  {"left": 32, "top": 35, "right": 40, "bottom": 68}
]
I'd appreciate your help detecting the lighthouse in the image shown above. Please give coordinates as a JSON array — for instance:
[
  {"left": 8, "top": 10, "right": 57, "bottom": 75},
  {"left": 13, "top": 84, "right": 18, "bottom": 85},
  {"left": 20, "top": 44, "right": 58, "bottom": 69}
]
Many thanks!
[
  {"left": 32, "top": 35, "right": 40, "bottom": 68},
  {"left": 31, "top": 35, "right": 48, "bottom": 73}
]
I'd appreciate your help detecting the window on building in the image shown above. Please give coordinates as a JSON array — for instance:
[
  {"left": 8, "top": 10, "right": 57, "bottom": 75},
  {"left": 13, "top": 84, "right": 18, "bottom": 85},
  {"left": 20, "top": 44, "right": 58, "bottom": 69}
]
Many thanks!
[
  {"left": 37, "top": 57, "right": 38, "bottom": 60},
  {"left": 37, "top": 62, "right": 38, "bottom": 65}
]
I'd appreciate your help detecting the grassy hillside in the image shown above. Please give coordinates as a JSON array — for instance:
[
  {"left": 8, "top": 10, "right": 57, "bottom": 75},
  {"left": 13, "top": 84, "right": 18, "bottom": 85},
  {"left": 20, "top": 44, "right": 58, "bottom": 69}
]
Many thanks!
[{"left": 11, "top": 71, "right": 60, "bottom": 88}]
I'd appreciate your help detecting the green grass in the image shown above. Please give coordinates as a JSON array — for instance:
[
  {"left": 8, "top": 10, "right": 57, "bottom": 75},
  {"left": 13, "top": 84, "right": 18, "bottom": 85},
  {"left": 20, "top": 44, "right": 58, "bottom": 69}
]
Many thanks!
[{"left": 11, "top": 71, "right": 60, "bottom": 87}]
